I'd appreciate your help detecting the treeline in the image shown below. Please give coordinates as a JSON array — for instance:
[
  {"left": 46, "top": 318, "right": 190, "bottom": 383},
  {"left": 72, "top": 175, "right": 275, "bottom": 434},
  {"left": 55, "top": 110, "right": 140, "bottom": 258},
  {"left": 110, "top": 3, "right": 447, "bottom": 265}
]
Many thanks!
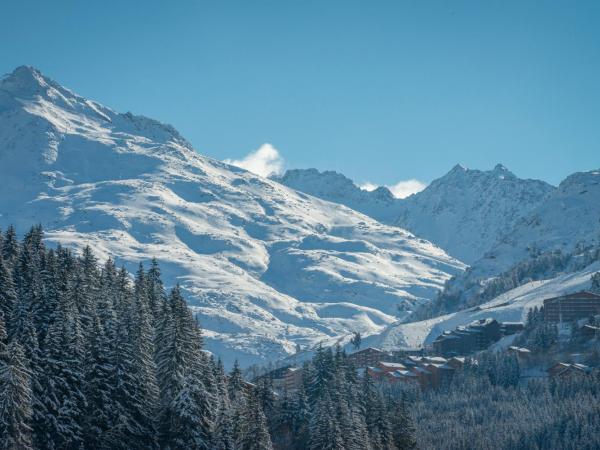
[
  {"left": 407, "top": 353, "right": 600, "bottom": 450},
  {"left": 260, "top": 346, "right": 416, "bottom": 450},
  {"left": 415, "top": 243, "right": 600, "bottom": 320},
  {"left": 0, "top": 225, "right": 270, "bottom": 450},
  {"left": 0, "top": 226, "right": 415, "bottom": 450}
]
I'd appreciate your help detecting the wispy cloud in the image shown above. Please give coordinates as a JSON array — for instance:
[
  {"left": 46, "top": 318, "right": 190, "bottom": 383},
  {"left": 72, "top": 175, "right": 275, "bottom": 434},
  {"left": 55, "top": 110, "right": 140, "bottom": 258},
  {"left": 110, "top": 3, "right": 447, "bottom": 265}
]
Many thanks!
[
  {"left": 224, "top": 143, "right": 284, "bottom": 178},
  {"left": 358, "top": 182, "right": 379, "bottom": 192},
  {"left": 358, "top": 179, "right": 426, "bottom": 199}
]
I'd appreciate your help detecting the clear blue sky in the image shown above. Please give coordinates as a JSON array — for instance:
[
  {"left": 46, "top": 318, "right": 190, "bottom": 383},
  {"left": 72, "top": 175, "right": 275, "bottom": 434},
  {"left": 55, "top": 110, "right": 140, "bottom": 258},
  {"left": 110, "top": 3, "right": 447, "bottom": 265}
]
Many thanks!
[{"left": 2, "top": 0, "right": 599, "bottom": 186}]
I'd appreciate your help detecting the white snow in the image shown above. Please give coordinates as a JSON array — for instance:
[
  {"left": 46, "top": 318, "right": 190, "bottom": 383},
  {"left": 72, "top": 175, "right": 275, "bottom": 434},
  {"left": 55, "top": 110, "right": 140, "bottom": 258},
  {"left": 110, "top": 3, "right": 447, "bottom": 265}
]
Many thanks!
[
  {"left": 277, "top": 164, "right": 555, "bottom": 264},
  {"left": 367, "top": 261, "right": 600, "bottom": 351},
  {"left": 0, "top": 66, "right": 465, "bottom": 368}
]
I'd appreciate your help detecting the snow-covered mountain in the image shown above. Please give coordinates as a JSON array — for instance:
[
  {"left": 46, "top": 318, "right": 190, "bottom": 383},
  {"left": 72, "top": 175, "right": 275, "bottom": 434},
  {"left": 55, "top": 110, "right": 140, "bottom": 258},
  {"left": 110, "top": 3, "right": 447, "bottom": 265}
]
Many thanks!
[
  {"left": 429, "top": 168, "right": 600, "bottom": 317},
  {"left": 0, "top": 66, "right": 465, "bottom": 367},
  {"left": 276, "top": 169, "right": 403, "bottom": 224},
  {"left": 366, "top": 260, "right": 600, "bottom": 351},
  {"left": 277, "top": 165, "right": 555, "bottom": 264},
  {"left": 477, "top": 169, "right": 600, "bottom": 275},
  {"left": 395, "top": 164, "right": 555, "bottom": 263}
]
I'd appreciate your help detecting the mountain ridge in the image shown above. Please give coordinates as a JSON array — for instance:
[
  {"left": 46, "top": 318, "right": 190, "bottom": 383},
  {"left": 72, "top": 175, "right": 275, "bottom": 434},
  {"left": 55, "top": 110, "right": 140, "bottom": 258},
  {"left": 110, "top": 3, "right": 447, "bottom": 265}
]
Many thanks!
[
  {"left": 277, "top": 163, "right": 556, "bottom": 263},
  {"left": 0, "top": 66, "right": 465, "bottom": 367}
]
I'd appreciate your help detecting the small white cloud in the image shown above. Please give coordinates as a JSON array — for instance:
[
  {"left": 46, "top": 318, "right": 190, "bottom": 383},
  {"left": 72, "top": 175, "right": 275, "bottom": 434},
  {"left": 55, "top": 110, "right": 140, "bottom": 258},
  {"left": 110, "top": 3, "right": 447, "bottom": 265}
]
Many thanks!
[
  {"left": 358, "top": 182, "right": 378, "bottom": 192},
  {"left": 387, "top": 179, "right": 427, "bottom": 198},
  {"left": 358, "top": 179, "right": 426, "bottom": 199},
  {"left": 225, "top": 143, "right": 284, "bottom": 178}
]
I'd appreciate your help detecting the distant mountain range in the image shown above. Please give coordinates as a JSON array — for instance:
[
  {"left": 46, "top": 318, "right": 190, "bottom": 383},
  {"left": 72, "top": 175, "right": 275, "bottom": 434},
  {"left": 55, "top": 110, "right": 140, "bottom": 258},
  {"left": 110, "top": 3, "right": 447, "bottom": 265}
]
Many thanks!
[
  {"left": 278, "top": 163, "right": 600, "bottom": 313},
  {"left": 2, "top": 65, "right": 598, "bottom": 366},
  {"left": 278, "top": 164, "right": 557, "bottom": 265},
  {"left": 0, "top": 66, "right": 464, "bottom": 367}
]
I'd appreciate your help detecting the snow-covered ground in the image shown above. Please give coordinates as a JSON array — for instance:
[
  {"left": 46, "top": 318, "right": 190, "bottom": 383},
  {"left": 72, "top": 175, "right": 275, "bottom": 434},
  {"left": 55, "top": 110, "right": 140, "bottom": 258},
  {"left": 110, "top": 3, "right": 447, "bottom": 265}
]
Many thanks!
[
  {"left": 278, "top": 165, "right": 555, "bottom": 264},
  {"left": 0, "top": 66, "right": 465, "bottom": 367},
  {"left": 367, "top": 261, "right": 600, "bottom": 351}
]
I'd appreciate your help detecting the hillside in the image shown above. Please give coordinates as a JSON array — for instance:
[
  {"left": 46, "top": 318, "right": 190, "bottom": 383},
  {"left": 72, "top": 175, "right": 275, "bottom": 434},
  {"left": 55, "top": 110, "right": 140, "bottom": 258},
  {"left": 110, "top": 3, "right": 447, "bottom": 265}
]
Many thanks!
[
  {"left": 277, "top": 165, "right": 555, "bottom": 264},
  {"left": 395, "top": 164, "right": 555, "bottom": 263},
  {"left": 368, "top": 260, "right": 600, "bottom": 351},
  {"left": 0, "top": 66, "right": 465, "bottom": 367}
]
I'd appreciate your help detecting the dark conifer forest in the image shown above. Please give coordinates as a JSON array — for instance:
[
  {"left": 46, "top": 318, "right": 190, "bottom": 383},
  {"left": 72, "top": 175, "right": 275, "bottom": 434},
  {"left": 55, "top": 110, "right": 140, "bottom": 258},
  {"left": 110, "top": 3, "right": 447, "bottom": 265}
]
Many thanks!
[
  {"left": 2, "top": 225, "right": 600, "bottom": 450},
  {"left": 0, "top": 226, "right": 414, "bottom": 450}
]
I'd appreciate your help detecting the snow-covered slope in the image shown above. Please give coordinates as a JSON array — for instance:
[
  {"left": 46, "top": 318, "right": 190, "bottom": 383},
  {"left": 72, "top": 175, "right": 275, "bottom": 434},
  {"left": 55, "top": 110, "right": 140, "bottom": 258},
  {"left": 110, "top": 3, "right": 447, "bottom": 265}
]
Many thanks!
[
  {"left": 277, "top": 165, "right": 555, "bottom": 264},
  {"left": 275, "top": 169, "right": 403, "bottom": 224},
  {"left": 430, "top": 168, "right": 600, "bottom": 316},
  {"left": 476, "top": 169, "right": 600, "bottom": 276},
  {"left": 0, "top": 66, "right": 465, "bottom": 367},
  {"left": 368, "top": 260, "right": 600, "bottom": 351},
  {"left": 395, "top": 164, "right": 555, "bottom": 263}
]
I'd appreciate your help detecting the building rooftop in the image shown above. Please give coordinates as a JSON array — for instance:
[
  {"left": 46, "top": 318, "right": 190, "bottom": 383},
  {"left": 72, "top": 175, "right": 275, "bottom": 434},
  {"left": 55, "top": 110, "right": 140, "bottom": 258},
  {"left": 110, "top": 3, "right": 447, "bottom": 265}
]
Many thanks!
[
  {"left": 544, "top": 291, "right": 600, "bottom": 304},
  {"left": 508, "top": 346, "right": 531, "bottom": 353},
  {"left": 379, "top": 362, "right": 406, "bottom": 369}
]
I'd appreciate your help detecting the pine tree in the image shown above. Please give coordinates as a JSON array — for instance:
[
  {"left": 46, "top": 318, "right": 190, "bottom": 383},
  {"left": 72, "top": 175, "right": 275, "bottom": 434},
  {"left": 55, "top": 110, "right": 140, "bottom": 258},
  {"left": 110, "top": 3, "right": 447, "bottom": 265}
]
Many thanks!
[
  {"left": 228, "top": 360, "right": 245, "bottom": 403},
  {"left": 83, "top": 313, "right": 115, "bottom": 450},
  {"left": 389, "top": 395, "right": 416, "bottom": 450},
  {"left": 0, "top": 314, "right": 7, "bottom": 356},
  {"left": 69, "top": 246, "right": 98, "bottom": 333},
  {"left": 212, "top": 406, "right": 235, "bottom": 450},
  {"left": 0, "top": 254, "right": 16, "bottom": 326},
  {"left": 308, "top": 393, "right": 344, "bottom": 450},
  {"left": 1, "top": 226, "right": 19, "bottom": 267},
  {"left": 239, "top": 392, "right": 273, "bottom": 450},
  {"left": 0, "top": 341, "right": 33, "bottom": 450},
  {"left": 13, "top": 227, "right": 45, "bottom": 340},
  {"left": 146, "top": 258, "right": 166, "bottom": 324},
  {"left": 37, "top": 294, "right": 86, "bottom": 450},
  {"left": 156, "top": 286, "right": 213, "bottom": 449},
  {"left": 108, "top": 268, "right": 157, "bottom": 449}
]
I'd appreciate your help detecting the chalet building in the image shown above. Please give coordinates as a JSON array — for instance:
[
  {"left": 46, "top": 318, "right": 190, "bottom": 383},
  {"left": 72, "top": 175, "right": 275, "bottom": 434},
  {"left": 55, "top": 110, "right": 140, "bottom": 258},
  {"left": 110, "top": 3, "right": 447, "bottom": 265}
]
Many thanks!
[
  {"left": 508, "top": 346, "right": 532, "bottom": 366},
  {"left": 347, "top": 347, "right": 392, "bottom": 368},
  {"left": 391, "top": 348, "right": 425, "bottom": 358},
  {"left": 547, "top": 362, "right": 592, "bottom": 378},
  {"left": 377, "top": 361, "right": 407, "bottom": 373},
  {"left": 263, "top": 366, "right": 304, "bottom": 394},
  {"left": 501, "top": 322, "right": 525, "bottom": 335},
  {"left": 281, "top": 367, "right": 303, "bottom": 392},
  {"left": 543, "top": 291, "right": 600, "bottom": 323},
  {"left": 446, "top": 356, "right": 466, "bottom": 370},
  {"left": 368, "top": 356, "right": 462, "bottom": 389},
  {"left": 432, "top": 318, "right": 502, "bottom": 356}
]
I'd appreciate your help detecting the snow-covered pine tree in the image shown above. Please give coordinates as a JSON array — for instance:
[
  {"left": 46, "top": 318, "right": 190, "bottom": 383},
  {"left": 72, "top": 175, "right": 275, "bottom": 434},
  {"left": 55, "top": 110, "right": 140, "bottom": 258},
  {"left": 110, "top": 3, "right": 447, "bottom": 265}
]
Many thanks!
[
  {"left": 1, "top": 226, "right": 19, "bottom": 267},
  {"left": 0, "top": 341, "right": 33, "bottom": 450},
  {"left": 146, "top": 257, "right": 166, "bottom": 325},
  {"left": 83, "top": 312, "right": 116, "bottom": 450},
  {"left": 0, "top": 253, "right": 16, "bottom": 326},
  {"left": 37, "top": 292, "right": 86, "bottom": 450},
  {"left": 69, "top": 246, "right": 98, "bottom": 334},
  {"left": 108, "top": 267, "right": 158, "bottom": 449},
  {"left": 388, "top": 394, "right": 416, "bottom": 450},
  {"left": 212, "top": 404, "right": 235, "bottom": 450},
  {"left": 226, "top": 360, "right": 249, "bottom": 448},
  {"left": 239, "top": 391, "right": 273, "bottom": 450},
  {"left": 156, "top": 285, "right": 213, "bottom": 449},
  {"left": 0, "top": 314, "right": 7, "bottom": 356},
  {"left": 307, "top": 393, "right": 344, "bottom": 450}
]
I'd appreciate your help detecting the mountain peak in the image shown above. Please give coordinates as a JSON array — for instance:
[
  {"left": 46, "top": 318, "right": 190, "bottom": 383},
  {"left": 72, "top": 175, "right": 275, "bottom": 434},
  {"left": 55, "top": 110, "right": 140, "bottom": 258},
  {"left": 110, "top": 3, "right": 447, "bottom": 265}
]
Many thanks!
[
  {"left": 2, "top": 65, "right": 53, "bottom": 95},
  {"left": 450, "top": 163, "right": 467, "bottom": 173},
  {"left": 492, "top": 163, "right": 516, "bottom": 179}
]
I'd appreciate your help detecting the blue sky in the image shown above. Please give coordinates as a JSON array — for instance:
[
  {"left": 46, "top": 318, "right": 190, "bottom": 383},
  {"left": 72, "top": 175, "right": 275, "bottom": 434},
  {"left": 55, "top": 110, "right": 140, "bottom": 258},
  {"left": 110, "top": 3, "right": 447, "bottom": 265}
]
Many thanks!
[{"left": 2, "top": 0, "right": 599, "bottom": 191}]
